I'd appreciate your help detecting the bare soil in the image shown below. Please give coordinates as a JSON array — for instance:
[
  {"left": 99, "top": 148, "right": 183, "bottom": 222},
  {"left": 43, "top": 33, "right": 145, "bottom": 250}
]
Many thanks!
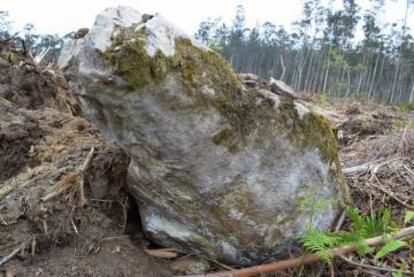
[{"left": 0, "top": 48, "right": 171, "bottom": 277}]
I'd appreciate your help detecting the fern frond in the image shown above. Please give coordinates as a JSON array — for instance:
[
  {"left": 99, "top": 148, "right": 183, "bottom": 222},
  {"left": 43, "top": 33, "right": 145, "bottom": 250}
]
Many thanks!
[
  {"left": 301, "top": 208, "right": 398, "bottom": 261},
  {"left": 404, "top": 211, "right": 414, "bottom": 224},
  {"left": 364, "top": 208, "right": 392, "bottom": 236},
  {"left": 346, "top": 208, "right": 363, "bottom": 233},
  {"left": 356, "top": 240, "right": 375, "bottom": 256},
  {"left": 335, "top": 231, "right": 359, "bottom": 245},
  {"left": 347, "top": 207, "right": 394, "bottom": 238},
  {"left": 375, "top": 240, "right": 407, "bottom": 260},
  {"left": 300, "top": 228, "right": 342, "bottom": 262}
]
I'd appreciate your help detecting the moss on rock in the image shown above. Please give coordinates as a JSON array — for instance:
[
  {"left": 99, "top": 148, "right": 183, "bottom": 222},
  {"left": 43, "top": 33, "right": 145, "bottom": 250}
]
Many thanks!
[
  {"left": 104, "top": 27, "right": 240, "bottom": 93},
  {"left": 212, "top": 128, "right": 233, "bottom": 145},
  {"left": 62, "top": 8, "right": 351, "bottom": 265},
  {"left": 273, "top": 99, "right": 350, "bottom": 206},
  {"left": 103, "top": 27, "right": 262, "bottom": 145},
  {"left": 103, "top": 27, "right": 170, "bottom": 90},
  {"left": 103, "top": 26, "right": 348, "bottom": 194}
]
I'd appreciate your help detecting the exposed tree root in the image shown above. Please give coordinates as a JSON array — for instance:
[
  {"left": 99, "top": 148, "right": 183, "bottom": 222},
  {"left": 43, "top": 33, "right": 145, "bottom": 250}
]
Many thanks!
[{"left": 41, "top": 146, "right": 95, "bottom": 203}]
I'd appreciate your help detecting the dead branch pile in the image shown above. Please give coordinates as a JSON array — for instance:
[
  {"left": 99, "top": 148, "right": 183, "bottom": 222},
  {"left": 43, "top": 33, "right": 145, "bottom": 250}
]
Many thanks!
[
  {"left": 342, "top": 124, "right": 414, "bottom": 211},
  {"left": 332, "top": 103, "right": 414, "bottom": 276}
]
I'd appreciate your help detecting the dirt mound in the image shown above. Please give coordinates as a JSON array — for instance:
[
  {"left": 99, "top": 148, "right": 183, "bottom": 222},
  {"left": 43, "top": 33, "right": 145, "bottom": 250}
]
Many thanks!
[
  {"left": 0, "top": 99, "right": 44, "bottom": 182},
  {"left": 0, "top": 48, "right": 171, "bottom": 276},
  {"left": 336, "top": 112, "right": 396, "bottom": 146},
  {"left": 0, "top": 47, "right": 81, "bottom": 114}
]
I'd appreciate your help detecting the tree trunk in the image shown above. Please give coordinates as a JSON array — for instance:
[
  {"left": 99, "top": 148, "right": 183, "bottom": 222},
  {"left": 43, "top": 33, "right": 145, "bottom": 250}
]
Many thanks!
[
  {"left": 368, "top": 52, "right": 380, "bottom": 101},
  {"left": 356, "top": 54, "right": 367, "bottom": 95},
  {"left": 322, "top": 46, "right": 331, "bottom": 94},
  {"left": 280, "top": 55, "right": 286, "bottom": 81}
]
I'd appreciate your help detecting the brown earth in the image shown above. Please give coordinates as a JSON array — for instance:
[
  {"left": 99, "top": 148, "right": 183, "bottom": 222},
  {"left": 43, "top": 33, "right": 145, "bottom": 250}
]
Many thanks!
[{"left": 0, "top": 48, "right": 171, "bottom": 277}]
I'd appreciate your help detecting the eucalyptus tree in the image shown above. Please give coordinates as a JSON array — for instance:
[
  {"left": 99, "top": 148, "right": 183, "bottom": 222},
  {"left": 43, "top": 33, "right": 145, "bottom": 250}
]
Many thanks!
[
  {"left": 194, "top": 1, "right": 414, "bottom": 104},
  {"left": 0, "top": 10, "right": 13, "bottom": 41}
]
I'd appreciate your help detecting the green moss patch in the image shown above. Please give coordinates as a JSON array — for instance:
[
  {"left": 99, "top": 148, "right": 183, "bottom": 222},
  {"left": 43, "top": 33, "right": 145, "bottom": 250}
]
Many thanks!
[
  {"left": 212, "top": 128, "right": 233, "bottom": 145},
  {"left": 103, "top": 25, "right": 349, "bottom": 204},
  {"left": 103, "top": 27, "right": 170, "bottom": 90},
  {"left": 103, "top": 25, "right": 343, "bottom": 166},
  {"left": 103, "top": 26, "right": 258, "bottom": 142}
]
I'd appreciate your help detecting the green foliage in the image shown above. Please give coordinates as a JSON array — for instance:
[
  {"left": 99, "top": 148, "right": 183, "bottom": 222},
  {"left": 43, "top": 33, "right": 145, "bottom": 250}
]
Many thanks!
[
  {"left": 300, "top": 208, "right": 406, "bottom": 262},
  {"left": 319, "top": 93, "right": 329, "bottom": 106},
  {"left": 329, "top": 49, "right": 350, "bottom": 69},
  {"left": 392, "top": 271, "right": 403, "bottom": 277},
  {"left": 346, "top": 208, "right": 392, "bottom": 238},
  {"left": 345, "top": 207, "right": 395, "bottom": 256},
  {"left": 375, "top": 240, "right": 407, "bottom": 260},
  {"left": 298, "top": 189, "right": 337, "bottom": 214},
  {"left": 352, "top": 63, "right": 364, "bottom": 73},
  {"left": 299, "top": 229, "right": 343, "bottom": 262},
  {"left": 404, "top": 211, "right": 414, "bottom": 224},
  {"left": 208, "top": 40, "right": 224, "bottom": 53},
  {"left": 397, "top": 102, "right": 414, "bottom": 112}
]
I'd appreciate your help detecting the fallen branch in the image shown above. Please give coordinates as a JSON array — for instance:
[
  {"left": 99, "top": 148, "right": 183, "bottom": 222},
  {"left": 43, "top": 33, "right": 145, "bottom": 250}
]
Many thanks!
[
  {"left": 144, "top": 248, "right": 178, "bottom": 259},
  {"left": 79, "top": 146, "right": 95, "bottom": 205},
  {"left": 371, "top": 175, "right": 414, "bottom": 210},
  {"left": 0, "top": 241, "right": 27, "bottom": 268},
  {"left": 181, "top": 226, "right": 414, "bottom": 277},
  {"left": 315, "top": 209, "right": 346, "bottom": 277},
  {"left": 358, "top": 268, "right": 388, "bottom": 277},
  {"left": 0, "top": 166, "right": 51, "bottom": 200},
  {"left": 41, "top": 172, "right": 80, "bottom": 202},
  {"left": 342, "top": 159, "right": 385, "bottom": 175},
  {"left": 404, "top": 165, "right": 414, "bottom": 177},
  {"left": 41, "top": 146, "right": 95, "bottom": 203},
  {"left": 343, "top": 158, "right": 400, "bottom": 176},
  {"left": 339, "top": 256, "right": 411, "bottom": 275},
  {"left": 334, "top": 210, "right": 346, "bottom": 232},
  {"left": 397, "top": 126, "right": 408, "bottom": 154}
]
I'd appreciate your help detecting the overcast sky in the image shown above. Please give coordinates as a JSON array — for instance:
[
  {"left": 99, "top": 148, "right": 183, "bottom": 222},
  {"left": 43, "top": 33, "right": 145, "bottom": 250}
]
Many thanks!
[{"left": 1, "top": 0, "right": 413, "bottom": 36}]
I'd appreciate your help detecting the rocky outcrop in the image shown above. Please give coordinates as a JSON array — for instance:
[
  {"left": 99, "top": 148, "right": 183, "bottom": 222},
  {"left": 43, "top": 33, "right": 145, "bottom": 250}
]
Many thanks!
[
  {"left": 269, "top": 77, "right": 299, "bottom": 99},
  {"left": 239, "top": 74, "right": 299, "bottom": 99},
  {"left": 59, "top": 6, "right": 350, "bottom": 265}
]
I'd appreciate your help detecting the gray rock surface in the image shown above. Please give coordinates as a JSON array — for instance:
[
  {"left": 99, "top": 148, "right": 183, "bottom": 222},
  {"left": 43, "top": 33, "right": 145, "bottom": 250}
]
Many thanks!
[
  {"left": 239, "top": 73, "right": 261, "bottom": 88},
  {"left": 269, "top": 77, "right": 299, "bottom": 99},
  {"left": 59, "top": 6, "right": 350, "bottom": 265}
]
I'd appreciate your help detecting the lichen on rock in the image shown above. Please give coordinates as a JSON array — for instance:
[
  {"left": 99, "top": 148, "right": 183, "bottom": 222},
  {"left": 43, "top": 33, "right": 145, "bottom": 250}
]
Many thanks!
[{"left": 59, "top": 6, "right": 350, "bottom": 266}]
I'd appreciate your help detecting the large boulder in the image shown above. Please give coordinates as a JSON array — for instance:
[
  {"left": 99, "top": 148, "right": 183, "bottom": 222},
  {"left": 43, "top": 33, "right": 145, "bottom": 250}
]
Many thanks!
[{"left": 59, "top": 6, "right": 350, "bottom": 265}]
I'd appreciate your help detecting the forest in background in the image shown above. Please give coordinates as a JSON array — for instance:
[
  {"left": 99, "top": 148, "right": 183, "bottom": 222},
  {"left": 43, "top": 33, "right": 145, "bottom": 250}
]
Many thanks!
[
  {"left": 196, "top": 0, "right": 414, "bottom": 105},
  {"left": 0, "top": 11, "right": 63, "bottom": 63},
  {"left": 1, "top": 0, "right": 414, "bottom": 105}
]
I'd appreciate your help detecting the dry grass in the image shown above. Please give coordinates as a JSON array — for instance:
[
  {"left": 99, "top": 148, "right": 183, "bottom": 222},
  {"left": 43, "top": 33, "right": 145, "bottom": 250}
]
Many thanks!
[{"left": 327, "top": 102, "right": 414, "bottom": 276}]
